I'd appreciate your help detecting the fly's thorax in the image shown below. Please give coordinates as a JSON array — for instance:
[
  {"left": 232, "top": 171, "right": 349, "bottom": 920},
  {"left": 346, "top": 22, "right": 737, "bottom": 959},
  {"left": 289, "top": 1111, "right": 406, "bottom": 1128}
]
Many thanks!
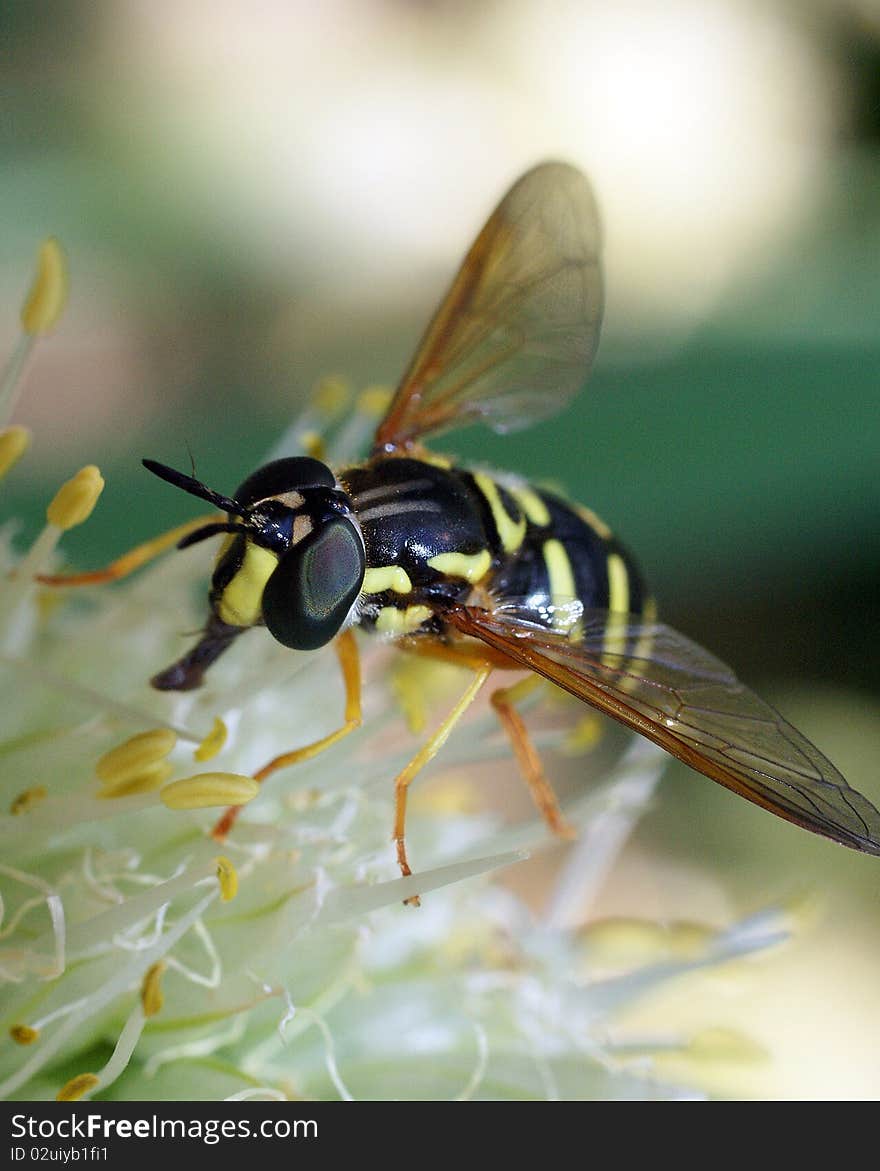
[
  {"left": 341, "top": 456, "right": 497, "bottom": 636},
  {"left": 343, "top": 457, "right": 489, "bottom": 582}
]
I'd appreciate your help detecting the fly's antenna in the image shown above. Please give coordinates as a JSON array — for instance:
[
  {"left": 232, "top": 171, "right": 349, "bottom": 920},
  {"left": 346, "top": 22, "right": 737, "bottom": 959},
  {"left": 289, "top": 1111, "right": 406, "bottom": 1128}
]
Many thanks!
[
  {"left": 176, "top": 521, "right": 251, "bottom": 550},
  {"left": 142, "top": 459, "right": 250, "bottom": 519}
]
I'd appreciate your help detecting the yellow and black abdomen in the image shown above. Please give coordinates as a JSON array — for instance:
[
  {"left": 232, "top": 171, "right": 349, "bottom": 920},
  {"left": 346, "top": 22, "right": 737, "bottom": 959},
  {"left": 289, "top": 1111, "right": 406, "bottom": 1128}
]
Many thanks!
[
  {"left": 344, "top": 456, "right": 651, "bottom": 639},
  {"left": 469, "top": 475, "right": 650, "bottom": 623}
]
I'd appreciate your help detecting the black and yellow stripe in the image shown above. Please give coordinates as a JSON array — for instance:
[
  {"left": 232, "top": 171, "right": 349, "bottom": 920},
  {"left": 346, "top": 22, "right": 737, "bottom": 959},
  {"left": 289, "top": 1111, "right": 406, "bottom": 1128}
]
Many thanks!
[
  {"left": 467, "top": 471, "right": 527, "bottom": 555},
  {"left": 211, "top": 534, "right": 280, "bottom": 628},
  {"left": 343, "top": 457, "right": 649, "bottom": 645}
]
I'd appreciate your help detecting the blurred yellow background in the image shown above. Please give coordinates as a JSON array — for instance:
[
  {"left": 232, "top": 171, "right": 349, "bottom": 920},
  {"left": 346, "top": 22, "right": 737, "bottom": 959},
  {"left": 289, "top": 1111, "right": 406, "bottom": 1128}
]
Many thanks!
[{"left": 3, "top": 0, "right": 879, "bottom": 1099}]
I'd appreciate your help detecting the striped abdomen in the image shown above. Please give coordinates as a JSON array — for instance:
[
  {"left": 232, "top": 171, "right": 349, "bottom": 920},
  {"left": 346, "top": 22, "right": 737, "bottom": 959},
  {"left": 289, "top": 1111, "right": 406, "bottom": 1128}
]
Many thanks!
[
  {"left": 478, "top": 477, "right": 649, "bottom": 624},
  {"left": 342, "top": 456, "right": 650, "bottom": 636}
]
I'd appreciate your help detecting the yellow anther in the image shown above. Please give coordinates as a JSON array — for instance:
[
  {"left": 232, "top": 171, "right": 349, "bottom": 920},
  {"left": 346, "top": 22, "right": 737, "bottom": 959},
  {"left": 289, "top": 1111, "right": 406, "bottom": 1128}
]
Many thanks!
[
  {"left": 582, "top": 918, "right": 670, "bottom": 967},
  {"left": 313, "top": 374, "right": 351, "bottom": 416},
  {"left": 299, "top": 430, "right": 326, "bottom": 461},
  {"left": 46, "top": 465, "right": 104, "bottom": 531},
  {"left": 685, "top": 1028, "right": 767, "bottom": 1064},
  {"left": 21, "top": 238, "right": 68, "bottom": 336},
  {"left": 96, "top": 728, "right": 178, "bottom": 786},
  {"left": 561, "top": 713, "right": 603, "bottom": 756},
  {"left": 160, "top": 773, "right": 259, "bottom": 810},
  {"left": 10, "top": 1024, "right": 40, "bottom": 1045},
  {"left": 392, "top": 671, "right": 427, "bottom": 735},
  {"left": 357, "top": 385, "right": 393, "bottom": 417},
  {"left": 141, "top": 961, "right": 166, "bottom": 1017},
  {"left": 215, "top": 855, "right": 239, "bottom": 902},
  {"left": 664, "top": 921, "right": 715, "bottom": 959},
  {"left": 56, "top": 1072, "right": 99, "bottom": 1102},
  {"left": 96, "top": 761, "right": 174, "bottom": 799},
  {"left": 195, "top": 717, "right": 228, "bottom": 763},
  {"left": 0, "top": 425, "right": 30, "bottom": 480},
  {"left": 35, "top": 587, "right": 64, "bottom": 623},
  {"left": 10, "top": 785, "right": 48, "bottom": 815},
  {"left": 412, "top": 778, "right": 478, "bottom": 816},
  {"left": 779, "top": 890, "right": 824, "bottom": 934},
  {"left": 288, "top": 788, "right": 320, "bottom": 813},
  {"left": 390, "top": 656, "right": 464, "bottom": 736},
  {"left": 582, "top": 917, "right": 711, "bottom": 969}
]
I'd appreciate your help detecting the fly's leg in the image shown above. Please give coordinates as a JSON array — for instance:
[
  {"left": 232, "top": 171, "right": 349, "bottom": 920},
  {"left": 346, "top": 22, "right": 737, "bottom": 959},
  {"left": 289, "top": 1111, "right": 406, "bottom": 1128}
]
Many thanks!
[
  {"left": 211, "top": 628, "right": 362, "bottom": 841},
  {"left": 491, "top": 674, "right": 575, "bottom": 838},
  {"left": 393, "top": 663, "right": 492, "bottom": 904}
]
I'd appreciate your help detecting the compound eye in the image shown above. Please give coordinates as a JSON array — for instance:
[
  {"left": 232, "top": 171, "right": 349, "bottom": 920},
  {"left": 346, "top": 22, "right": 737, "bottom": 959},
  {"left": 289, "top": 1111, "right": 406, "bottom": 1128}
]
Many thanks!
[
  {"left": 235, "top": 457, "right": 335, "bottom": 506},
  {"left": 261, "top": 518, "right": 365, "bottom": 650}
]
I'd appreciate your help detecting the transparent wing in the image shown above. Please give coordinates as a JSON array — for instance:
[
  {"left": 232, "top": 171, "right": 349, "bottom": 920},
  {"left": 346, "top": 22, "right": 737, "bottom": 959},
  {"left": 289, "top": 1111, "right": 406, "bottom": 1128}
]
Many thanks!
[
  {"left": 447, "top": 602, "right": 880, "bottom": 855},
  {"left": 374, "top": 162, "right": 603, "bottom": 451}
]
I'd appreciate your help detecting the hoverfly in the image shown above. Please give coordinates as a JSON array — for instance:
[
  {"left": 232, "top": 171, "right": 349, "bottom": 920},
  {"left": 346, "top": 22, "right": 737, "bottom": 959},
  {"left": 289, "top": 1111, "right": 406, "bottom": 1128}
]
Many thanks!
[{"left": 91, "top": 163, "right": 880, "bottom": 875}]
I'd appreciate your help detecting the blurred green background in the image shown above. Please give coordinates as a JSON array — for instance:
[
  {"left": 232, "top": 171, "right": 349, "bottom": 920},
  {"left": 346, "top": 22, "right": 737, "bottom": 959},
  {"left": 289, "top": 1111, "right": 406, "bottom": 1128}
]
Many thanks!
[{"left": 2, "top": 0, "right": 879, "bottom": 1097}]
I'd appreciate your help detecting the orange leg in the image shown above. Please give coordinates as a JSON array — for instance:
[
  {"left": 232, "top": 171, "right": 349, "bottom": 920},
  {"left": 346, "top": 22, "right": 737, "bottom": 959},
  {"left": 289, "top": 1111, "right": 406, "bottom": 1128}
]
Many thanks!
[
  {"left": 393, "top": 664, "right": 492, "bottom": 903},
  {"left": 491, "top": 675, "right": 575, "bottom": 839},
  {"left": 36, "top": 515, "right": 217, "bottom": 586},
  {"left": 211, "top": 628, "right": 362, "bottom": 841}
]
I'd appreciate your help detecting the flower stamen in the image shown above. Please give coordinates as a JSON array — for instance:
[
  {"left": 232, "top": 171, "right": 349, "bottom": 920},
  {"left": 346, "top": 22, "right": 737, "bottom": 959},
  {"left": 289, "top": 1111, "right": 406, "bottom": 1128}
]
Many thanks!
[
  {"left": 141, "top": 961, "right": 166, "bottom": 1017},
  {"left": 56, "top": 1072, "right": 99, "bottom": 1102},
  {"left": 46, "top": 465, "right": 104, "bottom": 531},
  {"left": 97, "top": 762, "right": 175, "bottom": 799},
  {"left": 195, "top": 717, "right": 228, "bottom": 763},
  {"left": 0, "top": 238, "right": 68, "bottom": 425},
  {"left": 215, "top": 856, "right": 238, "bottom": 902},
  {"left": 10, "top": 1025, "right": 39, "bottom": 1045},
  {"left": 96, "top": 729, "right": 178, "bottom": 786},
  {"left": 3, "top": 466, "right": 104, "bottom": 633},
  {"left": 0, "top": 425, "right": 30, "bottom": 482},
  {"left": 562, "top": 712, "right": 603, "bottom": 755},
  {"left": 21, "top": 238, "right": 68, "bottom": 337},
  {"left": 161, "top": 773, "right": 259, "bottom": 810},
  {"left": 9, "top": 786, "right": 48, "bottom": 816}
]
